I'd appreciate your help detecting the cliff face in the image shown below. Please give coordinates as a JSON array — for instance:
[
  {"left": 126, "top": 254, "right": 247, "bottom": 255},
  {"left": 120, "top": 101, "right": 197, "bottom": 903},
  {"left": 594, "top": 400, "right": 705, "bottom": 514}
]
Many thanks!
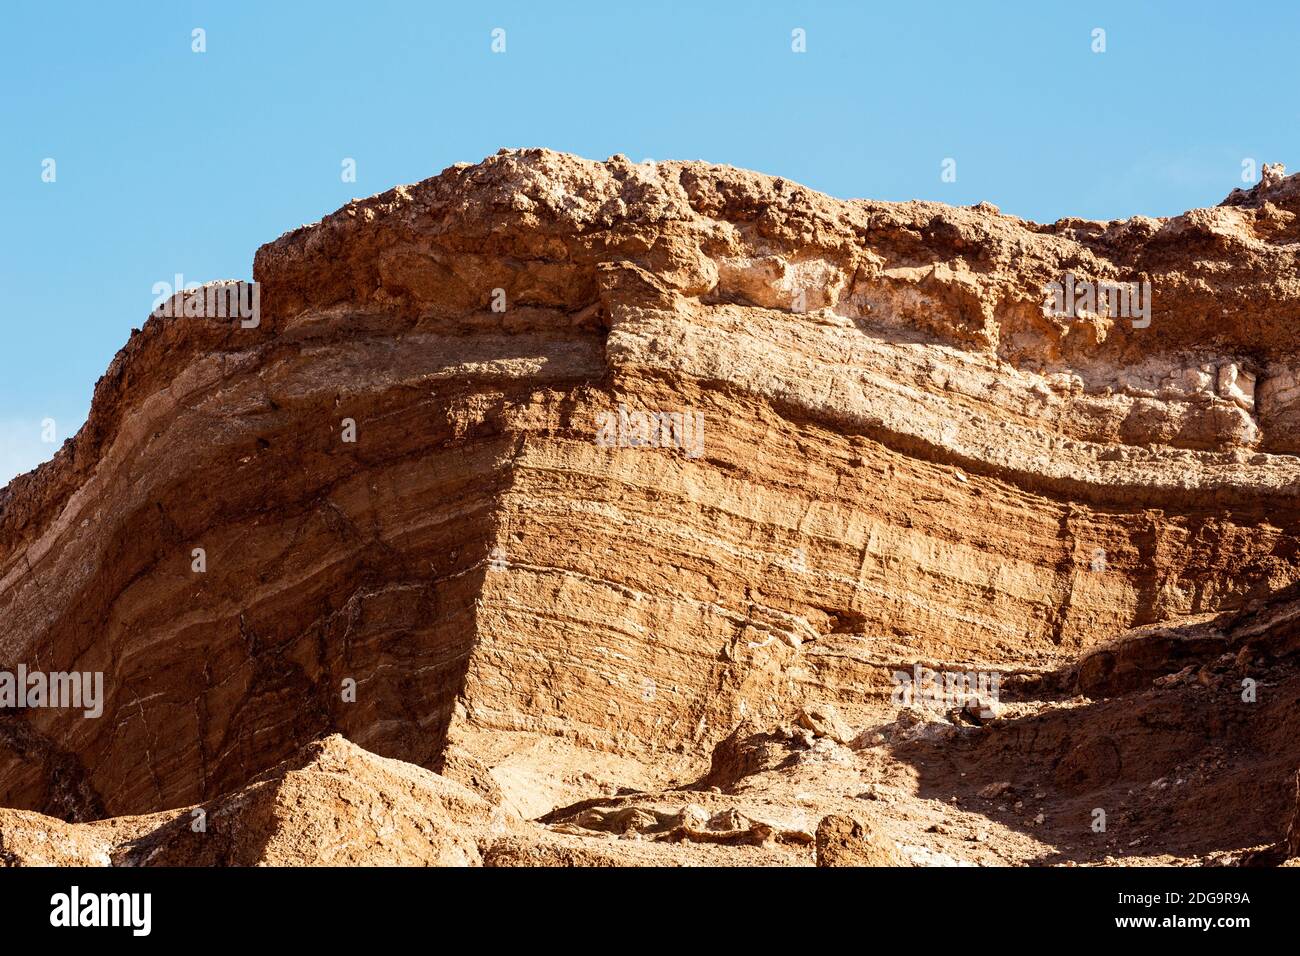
[{"left": 3, "top": 149, "right": 1300, "bottom": 865}]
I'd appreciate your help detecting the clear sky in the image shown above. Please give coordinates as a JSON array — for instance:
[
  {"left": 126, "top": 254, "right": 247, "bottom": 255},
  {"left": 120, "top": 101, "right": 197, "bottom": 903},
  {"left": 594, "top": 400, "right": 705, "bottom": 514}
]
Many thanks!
[{"left": 1, "top": 1, "right": 1294, "bottom": 484}]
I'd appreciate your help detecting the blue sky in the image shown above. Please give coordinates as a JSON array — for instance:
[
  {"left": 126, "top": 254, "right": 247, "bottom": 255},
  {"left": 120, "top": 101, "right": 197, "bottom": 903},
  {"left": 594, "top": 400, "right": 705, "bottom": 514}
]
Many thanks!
[{"left": 1, "top": 1, "right": 1294, "bottom": 483}]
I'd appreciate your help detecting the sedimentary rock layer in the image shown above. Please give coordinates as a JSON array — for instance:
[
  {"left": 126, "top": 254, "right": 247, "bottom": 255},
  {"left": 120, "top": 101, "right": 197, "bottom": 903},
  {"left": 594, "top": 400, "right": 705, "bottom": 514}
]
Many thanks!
[{"left": 3, "top": 150, "right": 1300, "bottom": 867}]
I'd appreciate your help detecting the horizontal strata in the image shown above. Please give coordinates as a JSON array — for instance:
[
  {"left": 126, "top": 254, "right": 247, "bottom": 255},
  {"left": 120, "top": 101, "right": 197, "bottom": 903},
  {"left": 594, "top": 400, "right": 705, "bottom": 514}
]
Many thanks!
[{"left": 3, "top": 149, "right": 1300, "bottom": 819}]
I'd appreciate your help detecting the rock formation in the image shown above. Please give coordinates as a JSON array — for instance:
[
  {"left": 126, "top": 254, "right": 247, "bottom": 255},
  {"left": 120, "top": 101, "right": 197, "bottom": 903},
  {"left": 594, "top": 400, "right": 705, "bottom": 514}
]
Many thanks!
[{"left": 3, "top": 148, "right": 1300, "bottom": 865}]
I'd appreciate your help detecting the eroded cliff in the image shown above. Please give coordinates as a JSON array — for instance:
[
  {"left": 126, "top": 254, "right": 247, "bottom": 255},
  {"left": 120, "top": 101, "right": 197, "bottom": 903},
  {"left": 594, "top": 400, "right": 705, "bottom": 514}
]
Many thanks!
[{"left": 3, "top": 149, "right": 1300, "bottom": 865}]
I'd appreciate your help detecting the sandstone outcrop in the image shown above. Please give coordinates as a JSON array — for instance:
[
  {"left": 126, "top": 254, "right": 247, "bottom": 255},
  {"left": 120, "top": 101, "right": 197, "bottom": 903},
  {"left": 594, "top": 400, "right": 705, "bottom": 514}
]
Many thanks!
[
  {"left": 1, "top": 735, "right": 509, "bottom": 866},
  {"left": 3, "top": 149, "right": 1300, "bottom": 865}
]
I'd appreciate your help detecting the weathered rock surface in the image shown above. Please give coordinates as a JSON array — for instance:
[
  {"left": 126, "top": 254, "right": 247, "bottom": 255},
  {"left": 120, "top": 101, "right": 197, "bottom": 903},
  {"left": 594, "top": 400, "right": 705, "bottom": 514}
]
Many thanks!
[
  {"left": 4, "top": 148, "right": 1300, "bottom": 865},
  {"left": 1, "top": 735, "right": 510, "bottom": 866},
  {"left": 816, "top": 814, "right": 902, "bottom": 866}
]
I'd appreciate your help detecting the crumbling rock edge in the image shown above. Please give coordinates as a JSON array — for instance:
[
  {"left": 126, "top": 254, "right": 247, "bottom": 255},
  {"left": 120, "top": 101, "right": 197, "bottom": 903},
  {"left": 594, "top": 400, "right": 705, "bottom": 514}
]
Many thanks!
[{"left": 3, "top": 150, "right": 1300, "bottom": 866}]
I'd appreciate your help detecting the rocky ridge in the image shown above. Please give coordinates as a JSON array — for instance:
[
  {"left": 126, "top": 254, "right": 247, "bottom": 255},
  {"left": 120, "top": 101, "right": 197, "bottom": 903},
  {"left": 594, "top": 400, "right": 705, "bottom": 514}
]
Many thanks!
[{"left": 3, "top": 149, "right": 1300, "bottom": 865}]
